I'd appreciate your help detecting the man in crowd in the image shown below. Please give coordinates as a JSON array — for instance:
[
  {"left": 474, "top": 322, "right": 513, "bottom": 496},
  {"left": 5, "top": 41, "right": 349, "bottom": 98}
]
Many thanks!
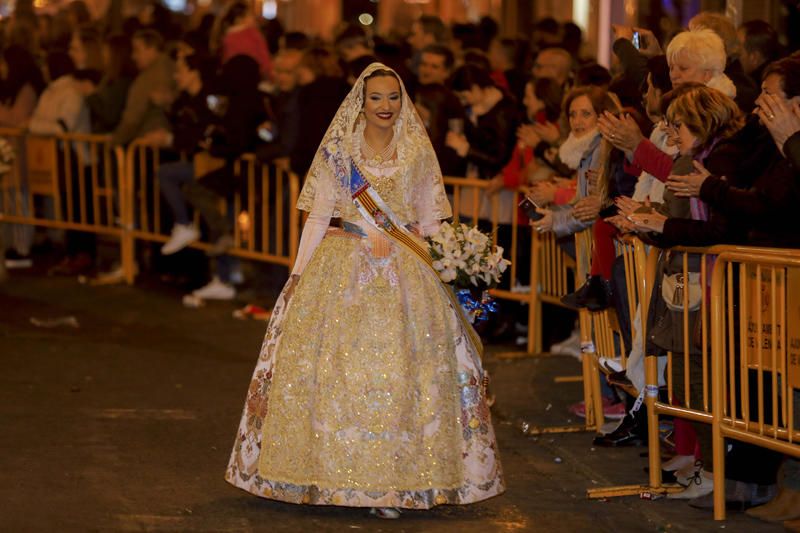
[
  {"left": 256, "top": 49, "right": 302, "bottom": 166},
  {"left": 407, "top": 15, "right": 449, "bottom": 55},
  {"left": 112, "top": 29, "right": 174, "bottom": 146},
  {"left": 689, "top": 11, "right": 758, "bottom": 111},
  {"left": 738, "top": 20, "right": 782, "bottom": 86},
  {"left": 532, "top": 47, "right": 572, "bottom": 88},
  {"left": 418, "top": 43, "right": 455, "bottom": 86}
]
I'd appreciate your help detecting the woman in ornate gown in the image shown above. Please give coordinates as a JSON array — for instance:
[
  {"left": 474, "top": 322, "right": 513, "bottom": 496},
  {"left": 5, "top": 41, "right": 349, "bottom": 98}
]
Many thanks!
[{"left": 225, "top": 63, "right": 504, "bottom": 518}]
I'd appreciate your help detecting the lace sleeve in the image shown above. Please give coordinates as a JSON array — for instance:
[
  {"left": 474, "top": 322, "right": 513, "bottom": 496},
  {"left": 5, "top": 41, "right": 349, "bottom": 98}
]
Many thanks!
[
  {"left": 290, "top": 181, "right": 336, "bottom": 276},
  {"left": 413, "top": 152, "right": 452, "bottom": 237}
]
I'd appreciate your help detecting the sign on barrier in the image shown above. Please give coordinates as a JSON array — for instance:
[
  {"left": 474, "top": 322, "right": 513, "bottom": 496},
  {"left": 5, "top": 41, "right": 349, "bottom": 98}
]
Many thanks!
[
  {"left": 744, "top": 266, "right": 785, "bottom": 371},
  {"left": 788, "top": 268, "right": 800, "bottom": 388}
]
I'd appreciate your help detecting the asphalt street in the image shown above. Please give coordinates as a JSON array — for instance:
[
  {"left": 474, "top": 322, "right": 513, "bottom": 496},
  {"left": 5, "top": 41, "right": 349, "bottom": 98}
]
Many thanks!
[{"left": 0, "top": 270, "right": 788, "bottom": 532}]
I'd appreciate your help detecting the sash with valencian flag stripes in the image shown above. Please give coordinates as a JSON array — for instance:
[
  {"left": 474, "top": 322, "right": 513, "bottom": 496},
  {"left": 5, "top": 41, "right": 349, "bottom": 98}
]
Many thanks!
[{"left": 347, "top": 160, "right": 485, "bottom": 371}]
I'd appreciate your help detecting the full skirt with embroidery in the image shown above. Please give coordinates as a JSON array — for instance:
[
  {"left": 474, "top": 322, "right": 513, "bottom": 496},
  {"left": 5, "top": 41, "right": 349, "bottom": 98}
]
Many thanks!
[{"left": 225, "top": 232, "right": 505, "bottom": 508}]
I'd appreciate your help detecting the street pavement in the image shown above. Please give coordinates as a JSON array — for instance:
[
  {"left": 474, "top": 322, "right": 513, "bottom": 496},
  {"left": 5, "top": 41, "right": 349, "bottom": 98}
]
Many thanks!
[{"left": 0, "top": 271, "right": 787, "bottom": 532}]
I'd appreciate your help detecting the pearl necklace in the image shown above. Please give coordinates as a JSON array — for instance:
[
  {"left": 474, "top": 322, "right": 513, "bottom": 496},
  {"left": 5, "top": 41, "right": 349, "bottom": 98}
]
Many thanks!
[{"left": 361, "top": 132, "right": 397, "bottom": 164}]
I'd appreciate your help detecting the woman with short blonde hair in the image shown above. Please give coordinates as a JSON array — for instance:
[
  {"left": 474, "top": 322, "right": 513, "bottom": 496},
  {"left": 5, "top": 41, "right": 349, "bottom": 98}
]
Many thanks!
[{"left": 666, "top": 28, "right": 736, "bottom": 98}]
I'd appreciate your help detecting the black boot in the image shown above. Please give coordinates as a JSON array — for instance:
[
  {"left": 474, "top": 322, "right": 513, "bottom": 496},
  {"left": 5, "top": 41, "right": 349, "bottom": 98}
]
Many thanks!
[
  {"left": 561, "top": 275, "right": 612, "bottom": 311},
  {"left": 581, "top": 275, "right": 612, "bottom": 311},
  {"left": 560, "top": 276, "right": 592, "bottom": 309},
  {"left": 593, "top": 413, "right": 643, "bottom": 447}
]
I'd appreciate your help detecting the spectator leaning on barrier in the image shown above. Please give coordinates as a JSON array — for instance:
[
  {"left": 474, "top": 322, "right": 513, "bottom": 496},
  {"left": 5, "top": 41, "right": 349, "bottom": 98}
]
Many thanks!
[
  {"left": 255, "top": 49, "right": 302, "bottom": 166},
  {"left": 0, "top": 45, "right": 45, "bottom": 127},
  {"left": 144, "top": 52, "right": 217, "bottom": 256},
  {"left": 743, "top": 57, "right": 800, "bottom": 522},
  {"left": 183, "top": 54, "right": 267, "bottom": 257},
  {"left": 79, "top": 34, "right": 138, "bottom": 134},
  {"left": 111, "top": 29, "right": 175, "bottom": 146},
  {"left": 28, "top": 51, "right": 90, "bottom": 136},
  {"left": 676, "top": 57, "right": 800, "bottom": 249}
]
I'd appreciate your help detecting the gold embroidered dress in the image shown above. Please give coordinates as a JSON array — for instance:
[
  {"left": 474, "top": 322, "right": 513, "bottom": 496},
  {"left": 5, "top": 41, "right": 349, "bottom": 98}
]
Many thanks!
[{"left": 225, "top": 64, "right": 504, "bottom": 509}]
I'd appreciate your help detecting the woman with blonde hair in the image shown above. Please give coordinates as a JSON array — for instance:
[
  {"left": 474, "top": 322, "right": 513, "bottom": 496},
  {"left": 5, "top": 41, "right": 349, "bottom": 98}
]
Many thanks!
[{"left": 666, "top": 28, "right": 736, "bottom": 98}]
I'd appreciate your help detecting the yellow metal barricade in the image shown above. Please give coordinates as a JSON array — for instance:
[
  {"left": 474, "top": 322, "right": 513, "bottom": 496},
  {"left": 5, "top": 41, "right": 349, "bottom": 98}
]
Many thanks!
[
  {"left": 443, "top": 176, "right": 578, "bottom": 355},
  {"left": 123, "top": 140, "right": 301, "bottom": 284},
  {"left": 591, "top": 243, "right": 798, "bottom": 503},
  {"left": 710, "top": 250, "right": 800, "bottom": 520},
  {"left": 0, "top": 128, "right": 127, "bottom": 253}
]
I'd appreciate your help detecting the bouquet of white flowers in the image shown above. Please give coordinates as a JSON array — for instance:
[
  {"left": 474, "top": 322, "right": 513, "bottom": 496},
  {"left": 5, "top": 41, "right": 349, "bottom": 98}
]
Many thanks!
[
  {"left": 428, "top": 222, "right": 511, "bottom": 323},
  {"left": 429, "top": 221, "right": 510, "bottom": 288}
]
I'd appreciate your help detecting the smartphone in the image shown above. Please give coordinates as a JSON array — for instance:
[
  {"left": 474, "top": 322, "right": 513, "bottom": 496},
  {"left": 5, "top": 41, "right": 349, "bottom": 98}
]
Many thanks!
[
  {"left": 632, "top": 31, "right": 641, "bottom": 50},
  {"left": 519, "top": 195, "right": 544, "bottom": 221}
]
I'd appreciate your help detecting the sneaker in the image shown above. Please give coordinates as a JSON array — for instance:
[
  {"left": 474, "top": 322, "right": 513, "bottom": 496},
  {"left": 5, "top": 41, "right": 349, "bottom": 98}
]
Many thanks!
[
  {"left": 4, "top": 249, "right": 32, "bottom": 269},
  {"left": 161, "top": 224, "right": 200, "bottom": 255},
  {"left": 668, "top": 469, "right": 713, "bottom": 500},
  {"left": 599, "top": 356, "right": 624, "bottom": 374},
  {"left": 192, "top": 277, "right": 235, "bottom": 300},
  {"left": 550, "top": 329, "right": 581, "bottom": 359}
]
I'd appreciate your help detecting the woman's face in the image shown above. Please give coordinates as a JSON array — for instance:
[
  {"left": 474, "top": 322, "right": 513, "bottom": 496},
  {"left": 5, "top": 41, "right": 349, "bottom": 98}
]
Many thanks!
[
  {"left": 760, "top": 73, "right": 786, "bottom": 99},
  {"left": 669, "top": 51, "right": 712, "bottom": 87},
  {"left": 523, "top": 82, "right": 544, "bottom": 119},
  {"left": 456, "top": 85, "right": 483, "bottom": 108},
  {"left": 568, "top": 95, "right": 598, "bottom": 138},
  {"left": 671, "top": 119, "right": 699, "bottom": 155},
  {"left": 363, "top": 75, "right": 402, "bottom": 131},
  {"left": 69, "top": 34, "right": 86, "bottom": 70}
]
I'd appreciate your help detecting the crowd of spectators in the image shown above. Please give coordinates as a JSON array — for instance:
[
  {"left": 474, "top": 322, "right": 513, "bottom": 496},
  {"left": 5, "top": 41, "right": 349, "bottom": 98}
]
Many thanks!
[{"left": 1, "top": 2, "right": 800, "bottom": 519}]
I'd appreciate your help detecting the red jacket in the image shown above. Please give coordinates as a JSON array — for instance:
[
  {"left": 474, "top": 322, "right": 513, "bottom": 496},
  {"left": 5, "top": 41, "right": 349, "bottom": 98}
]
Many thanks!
[{"left": 223, "top": 26, "right": 273, "bottom": 79}]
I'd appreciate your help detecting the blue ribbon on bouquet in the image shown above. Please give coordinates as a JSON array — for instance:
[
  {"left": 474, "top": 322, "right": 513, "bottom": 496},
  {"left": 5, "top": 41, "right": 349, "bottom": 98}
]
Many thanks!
[{"left": 456, "top": 289, "right": 499, "bottom": 323}]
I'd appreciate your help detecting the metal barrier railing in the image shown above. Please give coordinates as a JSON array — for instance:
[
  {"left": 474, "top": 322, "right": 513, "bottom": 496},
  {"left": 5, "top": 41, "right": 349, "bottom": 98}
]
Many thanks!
[
  {"left": 121, "top": 140, "right": 301, "bottom": 284},
  {"left": 0, "top": 127, "right": 127, "bottom": 250},
  {"left": 710, "top": 250, "right": 800, "bottom": 520},
  {"left": 589, "top": 240, "right": 800, "bottom": 507},
  {"left": 443, "top": 176, "right": 578, "bottom": 355}
]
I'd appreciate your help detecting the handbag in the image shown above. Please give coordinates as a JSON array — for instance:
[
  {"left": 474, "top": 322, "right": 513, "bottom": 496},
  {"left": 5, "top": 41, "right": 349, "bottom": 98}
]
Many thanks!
[
  {"left": 647, "top": 252, "right": 703, "bottom": 356},
  {"left": 661, "top": 271, "right": 702, "bottom": 312}
]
